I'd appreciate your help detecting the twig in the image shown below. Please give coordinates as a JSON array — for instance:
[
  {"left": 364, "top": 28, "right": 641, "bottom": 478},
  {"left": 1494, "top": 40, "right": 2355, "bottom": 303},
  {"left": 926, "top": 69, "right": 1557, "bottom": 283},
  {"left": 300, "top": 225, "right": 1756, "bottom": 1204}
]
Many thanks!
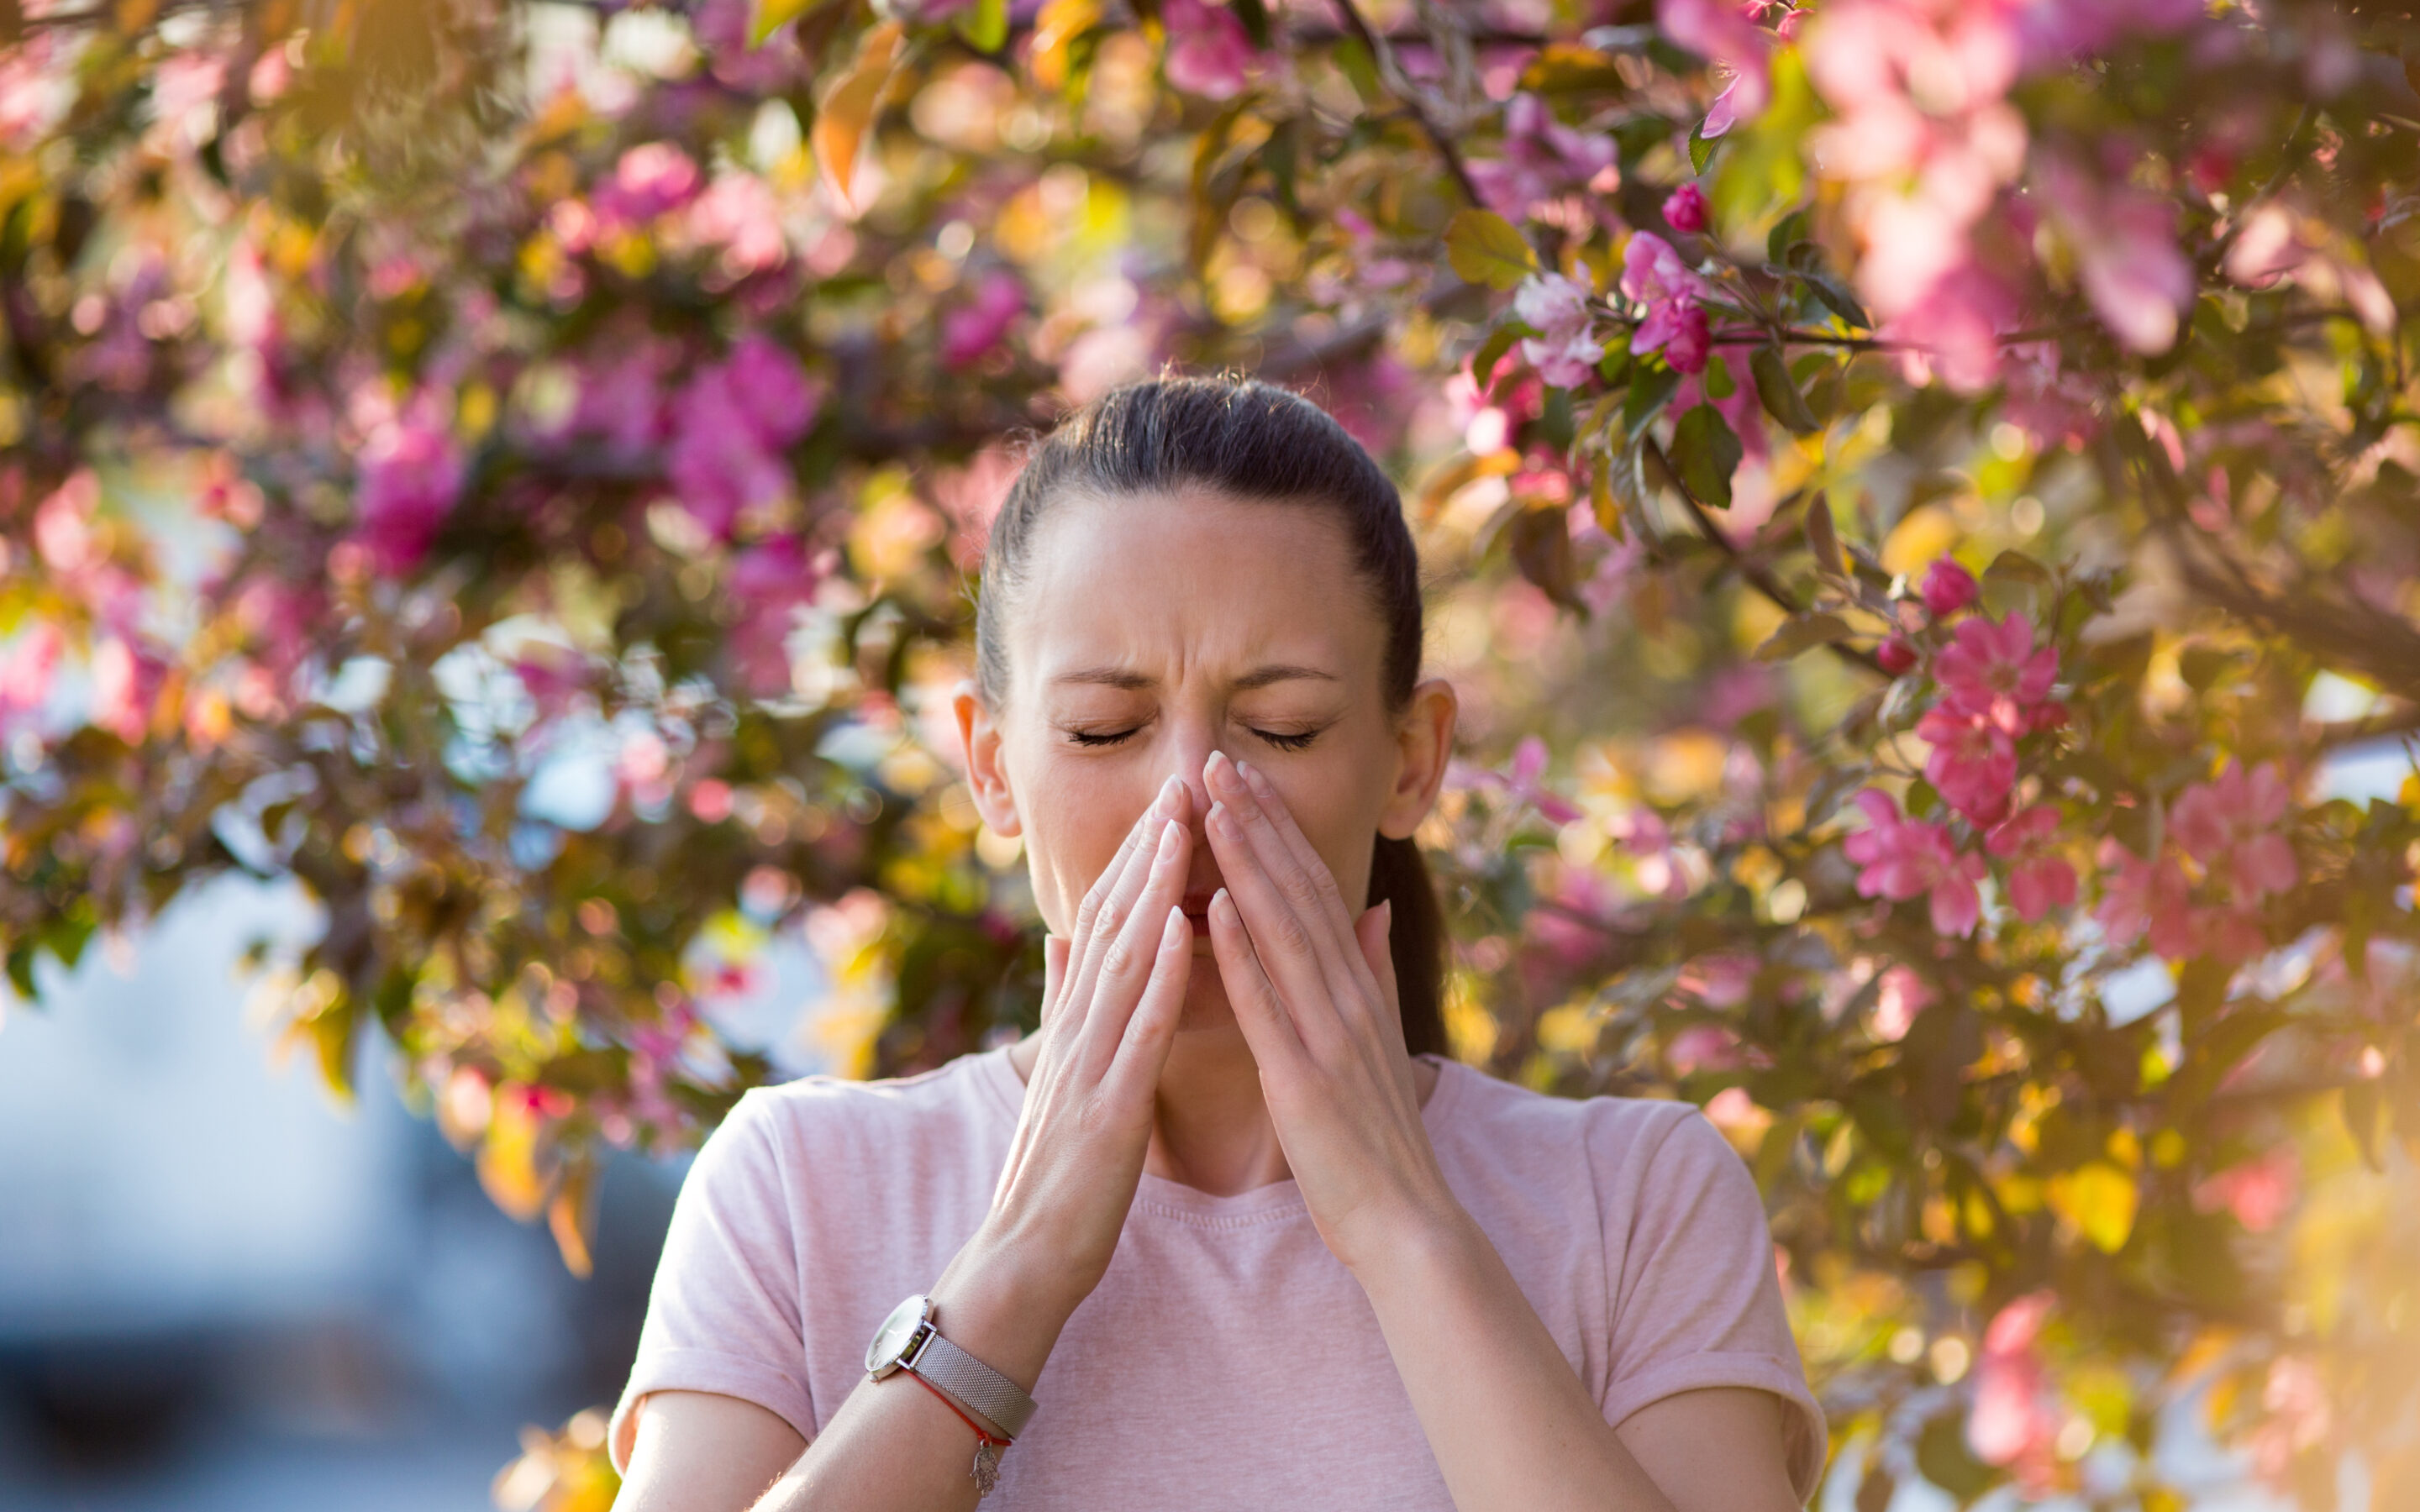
[
  {"left": 1641, "top": 438, "right": 1886, "bottom": 676},
  {"left": 1328, "top": 0, "right": 1485, "bottom": 208}
]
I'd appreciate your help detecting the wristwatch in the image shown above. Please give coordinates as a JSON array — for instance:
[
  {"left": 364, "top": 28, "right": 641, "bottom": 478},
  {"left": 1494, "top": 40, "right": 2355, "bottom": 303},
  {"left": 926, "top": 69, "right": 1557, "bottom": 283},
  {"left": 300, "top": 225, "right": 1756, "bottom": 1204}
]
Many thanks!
[{"left": 865, "top": 1292, "right": 1039, "bottom": 1444}]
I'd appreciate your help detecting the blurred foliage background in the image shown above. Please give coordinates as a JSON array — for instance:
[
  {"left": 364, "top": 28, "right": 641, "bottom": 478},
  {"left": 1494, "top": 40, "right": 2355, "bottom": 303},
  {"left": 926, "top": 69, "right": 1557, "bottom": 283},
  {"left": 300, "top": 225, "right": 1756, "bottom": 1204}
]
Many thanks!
[{"left": 3, "top": 0, "right": 2417, "bottom": 1506}]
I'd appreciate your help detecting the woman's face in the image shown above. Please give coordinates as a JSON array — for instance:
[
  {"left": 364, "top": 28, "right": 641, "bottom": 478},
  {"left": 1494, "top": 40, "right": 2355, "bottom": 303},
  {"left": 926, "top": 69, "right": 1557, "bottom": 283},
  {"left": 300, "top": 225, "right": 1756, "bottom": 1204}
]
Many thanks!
[{"left": 956, "top": 487, "right": 1454, "bottom": 1033}]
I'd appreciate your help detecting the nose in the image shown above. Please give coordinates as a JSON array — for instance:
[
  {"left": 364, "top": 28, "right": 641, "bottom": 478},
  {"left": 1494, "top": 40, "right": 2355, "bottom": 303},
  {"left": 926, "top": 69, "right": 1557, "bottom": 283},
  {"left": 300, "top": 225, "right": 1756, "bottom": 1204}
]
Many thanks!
[{"left": 1160, "top": 722, "right": 1222, "bottom": 839}]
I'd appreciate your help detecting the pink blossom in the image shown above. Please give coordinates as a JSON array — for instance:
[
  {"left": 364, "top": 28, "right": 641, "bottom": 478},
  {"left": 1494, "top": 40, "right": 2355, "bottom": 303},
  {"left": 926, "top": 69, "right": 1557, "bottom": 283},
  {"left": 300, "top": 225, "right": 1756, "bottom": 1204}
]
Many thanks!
[
  {"left": 941, "top": 271, "right": 1026, "bottom": 370},
  {"left": 667, "top": 339, "right": 823, "bottom": 539},
  {"left": 1934, "top": 613, "right": 2058, "bottom": 721},
  {"left": 1666, "top": 1023, "right": 1745, "bottom": 1074},
  {"left": 2170, "top": 760, "right": 2300, "bottom": 901},
  {"left": 34, "top": 470, "right": 100, "bottom": 575},
  {"left": 1879, "top": 258, "right": 2025, "bottom": 393},
  {"left": 1917, "top": 706, "right": 2017, "bottom": 827},
  {"left": 1920, "top": 557, "right": 1979, "bottom": 617},
  {"left": 2096, "top": 838, "right": 2200, "bottom": 963},
  {"left": 1470, "top": 93, "right": 1622, "bottom": 219},
  {"left": 1877, "top": 636, "right": 1919, "bottom": 675},
  {"left": 1621, "top": 234, "right": 1717, "bottom": 374},
  {"left": 592, "top": 143, "right": 702, "bottom": 234},
  {"left": 1513, "top": 272, "right": 1604, "bottom": 387},
  {"left": 2038, "top": 156, "right": 2195, "bottom": 354},
  {"left": 1162, "top": 0, "right": 1259, "bottom": 100},
  {"left": 354, "top": 403, "right": 466, "bottom": 576},
  {"left": 1463, "top": 735, "right": 1583, "bottom": 825},
  {"left": 690, "top": 0, "right": 811, "bottom": 92},
  {"left": 1986, "top": 805, "right": 2078, "bottom": 920},
  {"left": 727, "top": 536, "right": 817, "bottom": 696},
  {"left": 2249, "top": 1357, "right": 2332, "bottom": 1486},
  {"left": 1844, "top": 790, "right": 1987, "bottom": 937},
  {"left": 1662, "top": 182, "right": 1709, "bottom": 234},
  {"left": 1969, "top": 1291, "right": 2060, "bottom": 1481},
  {"left": 2016, "top": 0, "right": 2206, "bottom": 72},
  {"left": 2194, "top": 1147, "right": 2298, "bottom": 1233},
  {"left": 88, "top": 635, "right": 166, "bottom": 745},
  {"left": 685, "top": 171, "right": 789, "bottom": 275},
  {"left": 0, "top": 622, "right": 65, "bottom": 737},
  {"left": 1870, "top": 964, "right": 1933, "bottom": 1041},
  {"left": 566, "top": 335, "right": 676, "bottom": 458},
  {"left": 1660, "top": 0, "right": 1774, "bottom": 138}
]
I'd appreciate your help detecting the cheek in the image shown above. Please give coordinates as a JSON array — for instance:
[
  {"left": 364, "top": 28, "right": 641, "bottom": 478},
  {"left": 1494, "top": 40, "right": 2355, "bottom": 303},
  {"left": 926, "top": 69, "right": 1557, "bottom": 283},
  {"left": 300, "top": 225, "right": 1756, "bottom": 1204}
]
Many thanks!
[
  {"left": 1014, "top": 754, "right": 1155, "bottom": 932},
  {"left": 1258, "top": 750, "right": 1390, "bottom": 903}
]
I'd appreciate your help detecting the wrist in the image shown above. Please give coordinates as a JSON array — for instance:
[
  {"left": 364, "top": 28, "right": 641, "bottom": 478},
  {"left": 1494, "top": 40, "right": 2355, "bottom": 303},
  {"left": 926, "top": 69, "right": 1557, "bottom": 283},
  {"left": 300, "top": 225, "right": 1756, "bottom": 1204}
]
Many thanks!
[
  {"left": 923, "top": 1224, "right": 1086, "bottom": 1394},
  {"left": 1338, "top": 1194, "right": 1485, "bottom": 1290}
]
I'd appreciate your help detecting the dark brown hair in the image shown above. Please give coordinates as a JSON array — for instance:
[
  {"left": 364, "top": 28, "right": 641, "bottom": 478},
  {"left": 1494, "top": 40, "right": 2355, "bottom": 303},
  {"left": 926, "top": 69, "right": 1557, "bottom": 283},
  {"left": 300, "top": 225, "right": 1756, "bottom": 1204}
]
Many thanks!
[{"left": 974, "top": 375, "right": 1448, "bottom": 1058}]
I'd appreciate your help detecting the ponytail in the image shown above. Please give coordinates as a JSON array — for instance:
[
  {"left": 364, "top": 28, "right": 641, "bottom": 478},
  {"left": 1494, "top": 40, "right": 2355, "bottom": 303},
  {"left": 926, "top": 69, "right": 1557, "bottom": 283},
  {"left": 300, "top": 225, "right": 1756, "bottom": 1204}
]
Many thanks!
[{"left": 1369, "top": 834, "right": 1446, "bottom": 1058}]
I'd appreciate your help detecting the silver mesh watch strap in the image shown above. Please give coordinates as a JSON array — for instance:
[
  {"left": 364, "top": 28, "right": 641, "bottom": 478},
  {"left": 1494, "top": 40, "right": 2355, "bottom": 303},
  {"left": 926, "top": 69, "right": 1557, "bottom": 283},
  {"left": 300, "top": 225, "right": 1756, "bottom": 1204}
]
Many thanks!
[{"left": 906, "top": 1324, "right": 1037, "bottom": 1441}]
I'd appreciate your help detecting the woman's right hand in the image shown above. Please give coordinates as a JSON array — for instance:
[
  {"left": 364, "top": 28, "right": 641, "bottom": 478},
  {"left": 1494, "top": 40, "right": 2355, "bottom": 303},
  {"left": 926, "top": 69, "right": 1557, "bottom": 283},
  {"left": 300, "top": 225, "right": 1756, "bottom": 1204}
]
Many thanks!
[{"left": 970, "top": 774, "right": 1197, "bottom": 1310}]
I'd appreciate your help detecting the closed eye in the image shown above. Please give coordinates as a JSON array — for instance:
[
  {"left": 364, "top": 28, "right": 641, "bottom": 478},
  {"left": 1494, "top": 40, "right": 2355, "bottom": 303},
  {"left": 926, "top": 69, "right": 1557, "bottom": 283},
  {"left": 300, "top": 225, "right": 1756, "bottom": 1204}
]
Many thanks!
[
  {"left": 1065, "top": 726, "right": 1143, "bottom": 748},
  {"left": 1250, "top": 727, "right": 1323, "bottom": 753}
]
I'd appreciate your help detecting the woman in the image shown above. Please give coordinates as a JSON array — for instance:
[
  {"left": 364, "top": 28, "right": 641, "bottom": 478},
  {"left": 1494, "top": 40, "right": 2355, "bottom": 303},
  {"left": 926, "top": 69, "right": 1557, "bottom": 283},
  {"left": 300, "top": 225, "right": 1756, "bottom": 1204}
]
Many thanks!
[{"left": 608, "top": 377, "right": 1825, "bottom": 1511}]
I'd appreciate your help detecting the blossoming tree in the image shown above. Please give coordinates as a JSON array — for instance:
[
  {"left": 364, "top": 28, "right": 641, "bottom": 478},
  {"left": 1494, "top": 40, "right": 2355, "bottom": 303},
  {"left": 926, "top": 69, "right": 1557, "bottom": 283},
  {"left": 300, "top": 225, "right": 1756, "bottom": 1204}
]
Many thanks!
[{"left": 3, "top": 0, "right": 2416, "bottom": 1504}]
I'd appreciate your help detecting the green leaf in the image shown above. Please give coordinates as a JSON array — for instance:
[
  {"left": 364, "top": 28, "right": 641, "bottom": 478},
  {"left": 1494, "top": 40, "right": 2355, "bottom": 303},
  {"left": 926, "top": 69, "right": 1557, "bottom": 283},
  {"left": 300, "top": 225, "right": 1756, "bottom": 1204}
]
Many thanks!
[
  {"left": 1984, "top": 548, "right": 2053, "bottom": 588},
  {"left": 1471, "top": 322, "right": 1532, "bottom": 392},
  {"left": 1625, "top": 362, "right": 1681, "bottom": 443},
  {"left": 1799, "top": 269, "right": 1871, "bottom": 331},
  {"left": 1754, "top": 612, "right": 1854, "bottom": 661},
  {"left": 1766, "top": 210, "right": 1809, "bottom": 265},
  {"left": 953, "top": 0, "right": 1008, "bottom": 52},
  {"left": 1804, "top": 491, "right": 1846, "bottom": 580},
  {"left": 750, "top": 0, "right": 818, "bottom": 47},
  {"left": 1703, "top": 353, "right": 1735, "bottom": 399},
  {"left": 1689, "top": 123, "right": 1718, "bottom": 176},
  {"left": 1507, "top": 506, "right": 1582, "bottom": 611},
  {"left": 1445, "top": 208, "right": 1538, "bottom": 290},
  {"left": 1672, "top": 403, "right": 1743, "bottom": 508},
  {"left": 1750, "top": 344, "right": 1821, "bottom": 433}
]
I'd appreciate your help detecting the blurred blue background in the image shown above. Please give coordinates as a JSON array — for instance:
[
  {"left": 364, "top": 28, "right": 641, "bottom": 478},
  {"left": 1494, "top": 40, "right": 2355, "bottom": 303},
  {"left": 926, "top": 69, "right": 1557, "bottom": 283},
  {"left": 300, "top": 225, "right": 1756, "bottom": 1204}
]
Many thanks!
[{"left": 0, "top": 879, "right": 691, "bottom": 1511}]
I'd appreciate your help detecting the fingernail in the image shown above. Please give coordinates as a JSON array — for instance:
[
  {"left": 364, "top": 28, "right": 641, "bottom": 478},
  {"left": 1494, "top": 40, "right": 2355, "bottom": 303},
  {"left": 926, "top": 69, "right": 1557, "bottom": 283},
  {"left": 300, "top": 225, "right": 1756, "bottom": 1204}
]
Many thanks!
[
  {"left": 1155, "top": 775, "right": 1181, "bottom": 816},
  {"left": 1155, "top": 816, "right": 1182, "bottom": 860},
  {"left": 1212, "top": 887, "right": 1234, "bottom": 918},
  {"left": 1207, "top": 801, "right": 1233, "bottom": 834},
  {"left": 1235, "top": 759, "right": 1262, "bottom": 791}
]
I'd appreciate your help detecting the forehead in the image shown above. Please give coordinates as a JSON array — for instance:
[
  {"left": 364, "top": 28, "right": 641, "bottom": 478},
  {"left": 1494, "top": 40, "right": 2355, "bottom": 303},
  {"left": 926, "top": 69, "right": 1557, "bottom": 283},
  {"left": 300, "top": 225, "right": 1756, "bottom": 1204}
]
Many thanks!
[{"left": 1007, "top": 488, "right": 1384, "bottom": 690}]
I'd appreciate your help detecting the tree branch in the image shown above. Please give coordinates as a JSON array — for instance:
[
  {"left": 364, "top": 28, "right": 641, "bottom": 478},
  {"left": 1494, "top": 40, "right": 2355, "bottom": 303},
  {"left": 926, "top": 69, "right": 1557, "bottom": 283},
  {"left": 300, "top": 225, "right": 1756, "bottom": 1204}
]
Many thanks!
[
  {"left": 1641, "top": 438, "right": 1886, "bottom": 676},
  {"left": 1328, "top": 0, "right": 1486, "bottom": 208}
]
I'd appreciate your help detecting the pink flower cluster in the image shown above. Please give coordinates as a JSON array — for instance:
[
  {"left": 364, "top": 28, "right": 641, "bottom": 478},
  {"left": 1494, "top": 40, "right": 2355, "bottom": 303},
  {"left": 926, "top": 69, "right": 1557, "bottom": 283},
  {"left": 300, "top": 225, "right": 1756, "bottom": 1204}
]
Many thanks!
[
  {"left": 2096, "top": 761, "right": 2300, "bottom": 966},
  {"left": 1967, "top": 1290, "right": 2061, "bottom": 1494},
  {"left": 1161, "top": 0, "right": 1259, "bottom": 100},
  {"left": 1658, "top": 1, "right": 1797, "bottom": 139},
  {"left": 1470, "top": 93, "right": 1623, "bottom": 222},
  {"left": 1620, "top": 232, "right": 1713, "bottom": 375},
  {"left": 1512, "top": 273, "right": 1603, "bottom": 388},
  {"left": 1844, "top": 790, "right": 1987, "bottom": 936},
  {"left": 353, "top": 396, "right": 467, "bottom": 577},
  {"left": 667, "top": 335, "right": 823, "bottom": 540},
  {"left": 1918, "top": 612, "right": 2061, "bottom": 827}
]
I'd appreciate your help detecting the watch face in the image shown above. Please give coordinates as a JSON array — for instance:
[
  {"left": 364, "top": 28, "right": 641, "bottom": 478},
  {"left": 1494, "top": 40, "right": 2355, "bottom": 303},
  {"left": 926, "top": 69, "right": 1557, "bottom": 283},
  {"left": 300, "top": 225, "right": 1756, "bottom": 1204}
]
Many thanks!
[{"left": 865, "top": 1294, "right": 930, "bottom": 1375}]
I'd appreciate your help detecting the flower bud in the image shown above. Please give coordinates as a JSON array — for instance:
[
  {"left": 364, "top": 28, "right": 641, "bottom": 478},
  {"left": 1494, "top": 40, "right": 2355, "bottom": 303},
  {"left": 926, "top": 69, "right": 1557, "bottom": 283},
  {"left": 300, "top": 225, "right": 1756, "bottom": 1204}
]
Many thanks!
[
  {"left": 1921, "top": 558, "right": 1979, "bottom": 617},
  {"left": 1662, "top": 182, "right": 1709, "bottom": 234},
  {"left": 1876, "top": 636, "right": 1919, "bottom": 675}
]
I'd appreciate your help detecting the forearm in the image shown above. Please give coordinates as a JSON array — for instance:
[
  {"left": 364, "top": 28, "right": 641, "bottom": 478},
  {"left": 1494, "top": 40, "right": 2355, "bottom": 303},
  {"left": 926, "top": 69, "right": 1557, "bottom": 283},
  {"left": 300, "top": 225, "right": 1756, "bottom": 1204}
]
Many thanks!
[
  {"left": 751, "top": 1225, "right": 1078, "bottom": 1512},
  {"left": 1352, "top": 1207, "right": 1678, "bottom": 1512}
]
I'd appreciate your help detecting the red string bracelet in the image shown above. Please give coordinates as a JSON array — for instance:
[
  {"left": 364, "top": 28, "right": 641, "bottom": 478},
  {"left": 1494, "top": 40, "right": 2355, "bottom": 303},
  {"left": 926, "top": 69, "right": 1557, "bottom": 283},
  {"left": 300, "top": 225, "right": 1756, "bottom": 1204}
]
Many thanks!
[{"left": 902, "top": 1366, "right": 1013, "bottom": 1449}]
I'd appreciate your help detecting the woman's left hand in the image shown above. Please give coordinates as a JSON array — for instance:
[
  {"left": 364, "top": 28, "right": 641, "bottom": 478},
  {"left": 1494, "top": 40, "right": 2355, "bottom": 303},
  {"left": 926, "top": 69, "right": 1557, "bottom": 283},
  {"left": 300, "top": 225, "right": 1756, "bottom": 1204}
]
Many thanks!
[{"left": 1199, "top": 748, "right": 1462, "bottom": 1272}]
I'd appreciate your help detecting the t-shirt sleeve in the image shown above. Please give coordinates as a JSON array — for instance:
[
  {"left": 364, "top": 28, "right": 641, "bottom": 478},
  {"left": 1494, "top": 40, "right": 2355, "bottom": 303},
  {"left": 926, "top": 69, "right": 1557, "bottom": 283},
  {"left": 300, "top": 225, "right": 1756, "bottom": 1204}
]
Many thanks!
[
  {"left": 608, "top": 1089, "right": 817, "bottom": 1473},
  {"left": 1597, "top": 1105, "right": 1828, "bottom": 1502}
]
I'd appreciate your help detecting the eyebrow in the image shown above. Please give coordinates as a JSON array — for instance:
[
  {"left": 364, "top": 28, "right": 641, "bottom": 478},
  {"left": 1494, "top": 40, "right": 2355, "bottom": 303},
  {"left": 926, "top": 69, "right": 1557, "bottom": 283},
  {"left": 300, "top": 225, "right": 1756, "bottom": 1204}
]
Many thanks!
[{"left": 1049, "top": 664, "right": 1341, "bottom": 692}]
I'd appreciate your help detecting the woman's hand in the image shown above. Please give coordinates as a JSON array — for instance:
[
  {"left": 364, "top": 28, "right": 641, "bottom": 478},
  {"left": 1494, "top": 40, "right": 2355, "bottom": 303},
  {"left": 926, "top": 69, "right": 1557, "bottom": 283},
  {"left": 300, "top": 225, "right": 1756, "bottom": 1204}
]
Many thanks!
[
  {"left": 972, "top": 774, "right": 1198, "bottom": 1312},
  {"left": 1199, "top": 749, "right": 1461, "bottom": 1272}
]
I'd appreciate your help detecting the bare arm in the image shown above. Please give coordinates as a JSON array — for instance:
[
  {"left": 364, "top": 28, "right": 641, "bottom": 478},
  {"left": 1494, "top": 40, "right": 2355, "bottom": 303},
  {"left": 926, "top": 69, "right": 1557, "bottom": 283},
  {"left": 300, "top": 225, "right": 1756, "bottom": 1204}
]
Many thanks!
[{"left": 613, "top": 781, "right": 1203, "bottom": 1512}]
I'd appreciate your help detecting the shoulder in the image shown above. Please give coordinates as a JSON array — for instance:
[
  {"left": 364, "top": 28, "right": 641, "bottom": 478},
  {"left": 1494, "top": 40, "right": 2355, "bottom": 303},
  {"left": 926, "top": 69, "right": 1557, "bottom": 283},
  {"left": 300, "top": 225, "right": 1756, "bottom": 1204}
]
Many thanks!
[
  {"left": 694, "top": 1047, "right": 1017, "bottom": 1195},
  {"left": 1429, "top": 1058, "right": 1707, "bottom": 1166}
]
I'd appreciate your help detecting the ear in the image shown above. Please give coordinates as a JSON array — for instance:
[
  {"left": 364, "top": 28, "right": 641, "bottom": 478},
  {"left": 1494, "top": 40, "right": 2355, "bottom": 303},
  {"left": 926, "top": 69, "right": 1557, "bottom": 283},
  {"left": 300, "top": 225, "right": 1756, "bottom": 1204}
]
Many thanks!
[
  {"left": 1378, "top": 677, "right": 1457, "bottom": 842},
  {"left": 953, "top": 679, "right": 1023, "bottom": 837}
]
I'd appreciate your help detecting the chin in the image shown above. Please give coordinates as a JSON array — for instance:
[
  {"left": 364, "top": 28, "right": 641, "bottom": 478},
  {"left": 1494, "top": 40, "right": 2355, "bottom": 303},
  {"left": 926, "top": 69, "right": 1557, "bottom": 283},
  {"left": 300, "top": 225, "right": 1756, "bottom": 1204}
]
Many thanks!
[{"left": 1172, "top": 972, "right": 1239, "bottom": 1036}]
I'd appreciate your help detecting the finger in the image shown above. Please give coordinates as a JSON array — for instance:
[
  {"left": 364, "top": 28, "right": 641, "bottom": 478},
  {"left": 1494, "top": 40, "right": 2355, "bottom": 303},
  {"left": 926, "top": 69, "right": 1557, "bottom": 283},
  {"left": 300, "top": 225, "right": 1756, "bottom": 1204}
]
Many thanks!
[
  {"left": 1069, "top": 788, "right": 1166, "bottom": 952},
  {"left": 1066, "top": 781, "right": 1185, "bottom": 1023},
  {"left": 1075, "top": 815, "right": 1192, "bottom": 1075},
  {"left": 1101, "top": 905, "right": 1195, "bottom": 1107},
  {"left": 1204, "top": 799, "right": 1350, "bottom": 1046},
  {"left": 1206, "top": 886, "right": 1305, "bottom": 1066},
  {"left": 1354, "top": 900, "right": 1398, "bottom": 1011},
  {"left": 1204, "top": 757, "right": 1367, "bottom": 1001},
  {"left": 1228, "top": 755, "right": 1359, "bottom": 939},
  {"left": 1039, "top": 933, "right": 1072, "bottom": 1030}
]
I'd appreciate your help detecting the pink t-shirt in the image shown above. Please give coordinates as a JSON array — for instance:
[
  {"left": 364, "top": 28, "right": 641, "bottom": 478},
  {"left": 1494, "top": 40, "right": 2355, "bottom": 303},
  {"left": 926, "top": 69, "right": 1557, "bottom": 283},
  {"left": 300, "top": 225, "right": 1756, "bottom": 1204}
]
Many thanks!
[{"left": 610, "top": 1046, "right": 1827, "bottom": 1505}]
